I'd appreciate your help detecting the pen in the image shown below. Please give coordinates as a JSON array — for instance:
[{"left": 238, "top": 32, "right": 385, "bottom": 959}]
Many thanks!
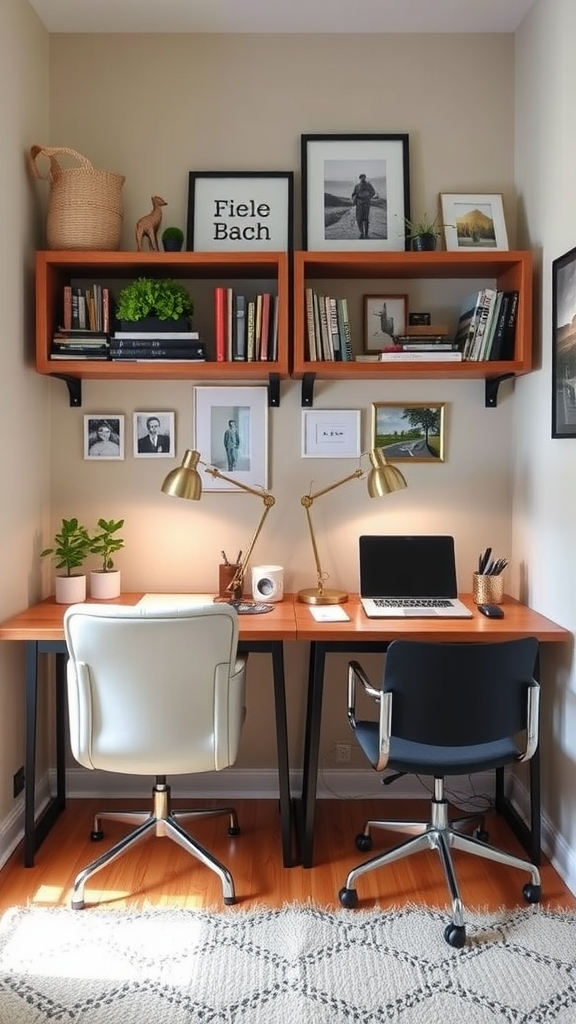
[
  {"left": 236, "top": 550, "right": 242, "bottom": 565},
  {"left": 221, "top": 550, "right": 229, "bottom": 565}
]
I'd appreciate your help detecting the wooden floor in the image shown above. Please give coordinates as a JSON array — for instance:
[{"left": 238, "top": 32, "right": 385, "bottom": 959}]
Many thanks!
[{"left": 0, "top": 798, "right": 573, "bottom": 914}]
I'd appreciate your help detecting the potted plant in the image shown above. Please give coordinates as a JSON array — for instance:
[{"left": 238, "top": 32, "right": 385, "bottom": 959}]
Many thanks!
[
  {"left": 405, "top": 213, "right": 443, "bottom": 251},
  {"left": 161, "top": 226, "right": 185, "bottom": 252},
  {"left": 89, "top": 517, "right": 125, "bottom": 599},
  {"left": 41, "top": 517, "right": 91, "bottom": 604},
  {"left": 115, "top": 277, "right": 193, "bottom": 331}
]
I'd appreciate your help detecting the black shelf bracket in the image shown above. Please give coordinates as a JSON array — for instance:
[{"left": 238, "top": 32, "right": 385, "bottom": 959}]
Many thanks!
[
  {"left": 301, "top": 373, "right": 316, "bottom": 407},
  {"left": 267, "top": 373, "right": 281, "bottom": 408},
  {"left": 485, "top": 373, "right": 514, "bottom": 408},
  {"left": 52, "top": 375, "right": 82, "bottom": 408}
]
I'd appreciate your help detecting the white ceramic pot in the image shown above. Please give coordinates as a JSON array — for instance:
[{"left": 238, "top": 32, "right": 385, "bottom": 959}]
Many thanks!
[
  {"left": 89, "top": 570, "right": 121, "bottom": 599},
  {"left": 54, "top": 574, "right": 87, "bottom": 605}
]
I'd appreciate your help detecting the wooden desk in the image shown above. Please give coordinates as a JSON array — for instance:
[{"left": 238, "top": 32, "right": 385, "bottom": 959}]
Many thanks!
[
  {"left": 0, "top": 594, "right": 298, "bottom": 868},
  {"left": 293, "top": 594, "right": 569, "bottom": 868}
]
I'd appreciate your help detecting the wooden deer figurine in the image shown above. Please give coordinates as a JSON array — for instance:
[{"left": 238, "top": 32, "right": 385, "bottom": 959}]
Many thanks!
[{"left": 135, "top": 195, "right": 167, "bottom": 251}]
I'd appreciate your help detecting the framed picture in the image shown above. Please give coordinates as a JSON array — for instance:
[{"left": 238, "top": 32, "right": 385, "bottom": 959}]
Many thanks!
[
  {"left": 193, "top": 386, "right": 268, "bottom": 490},
  {"left": 133, "top": 412, "right": 175, "bottom": 458},
  {"left": 440, "top": 193, "right": 509, "bottom": 251},
  {"left": 301, "top": 133, "right": 410, "bottom": 251},
  {"left": 84, "top": 415, "right": 125, "bottom": 460},
  {"left": 186, "top": 171, "right": 294, "bottom": 252},
  {"left": 363, "top": 294, "right": 408, "bottom": 353},
  {"left": 372, "top": 402, "right": 445, "bottom": 463},
  {"left": 552, "top": 244, "right": 576, "bottom": 438},
  {"left": 301, "top": 409, "right": 361, "bottom": 458}
]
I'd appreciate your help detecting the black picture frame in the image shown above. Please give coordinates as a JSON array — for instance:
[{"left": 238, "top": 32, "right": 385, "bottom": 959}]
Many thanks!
[
  {"left": 552, "top": 244, "right": 576, "bottom": 438},
  {"left": 301, "top": 133, "right": 410, "bottom": 251},
  {"left": 186, "top": 171, "right": 294, "bottom": 252}
]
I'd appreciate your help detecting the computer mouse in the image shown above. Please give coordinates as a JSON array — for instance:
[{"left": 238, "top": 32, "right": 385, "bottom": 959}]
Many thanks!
[{"left": 477, "top": 604, "right": 505, "bottom": 619}]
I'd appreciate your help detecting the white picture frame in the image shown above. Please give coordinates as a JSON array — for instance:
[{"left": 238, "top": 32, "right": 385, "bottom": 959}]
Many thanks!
[
  {"left": 83, "top": 415, "right": 125, "bottom": 460},
  {"left": 133, "top": 411, "right": 175, "bottom": 458},
  {"left": 301, "top": 409, "right": 361, "bottom": 458},
  {"left": 187, "top": 171, "right": 294, "bottom": 252},
  {"left": 440, "top": 192, "right": 509, "bottom": 251},
  {"left": 193, "top": 386, "right": 269, "bottom": 491}
]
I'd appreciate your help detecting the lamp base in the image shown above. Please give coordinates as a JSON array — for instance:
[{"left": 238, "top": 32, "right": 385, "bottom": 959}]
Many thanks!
[{"left": 298, "top": 587, "right": 349, "bottom": 605}]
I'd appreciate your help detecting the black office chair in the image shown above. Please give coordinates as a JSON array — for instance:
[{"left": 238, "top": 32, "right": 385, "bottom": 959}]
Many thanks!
[{"left": 338, "top": 638, "right": 542, "bottom": 947}]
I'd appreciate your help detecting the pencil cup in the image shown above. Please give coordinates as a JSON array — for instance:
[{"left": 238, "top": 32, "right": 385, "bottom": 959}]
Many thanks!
[
  {"left": 218, "top": 563, "right": 243, "bottom": 602},
  {"left": 472, "top": 572, "right": 504, "bottom": 605}
]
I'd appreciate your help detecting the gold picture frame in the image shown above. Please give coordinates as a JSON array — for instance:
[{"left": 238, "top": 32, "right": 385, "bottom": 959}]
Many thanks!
[{"left": 372, "top": 402, "right": 445, "bottom": 463}]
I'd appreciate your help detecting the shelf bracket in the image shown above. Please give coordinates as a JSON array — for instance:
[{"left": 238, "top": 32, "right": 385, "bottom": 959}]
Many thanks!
[
  {"left": 52, "top": 375, "right": 82, "bottom": 408},
  {"left": 485, "top": 373, "right": 514, "bottom": 408},
  {"left": 301, "top": 373, "right": 316, "bottom": 407},
  {"left": 267, "top": 373, "right": 281, "bottom": 408}
]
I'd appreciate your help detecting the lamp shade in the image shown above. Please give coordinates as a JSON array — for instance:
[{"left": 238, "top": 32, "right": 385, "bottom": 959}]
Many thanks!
[
  {"left": 161, "top": 449, "right": 203, "bottom": 501},
  {"left": 366, "top": 448, "right": 407, "bottom": 497}
]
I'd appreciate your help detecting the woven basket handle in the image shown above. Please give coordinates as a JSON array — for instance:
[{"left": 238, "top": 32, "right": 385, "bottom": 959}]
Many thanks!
[{"left": 28, "top": 144, "right": 94, "bottom": 181}]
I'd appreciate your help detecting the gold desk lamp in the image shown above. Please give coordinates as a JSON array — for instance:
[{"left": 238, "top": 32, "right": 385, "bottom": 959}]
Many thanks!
[
  {"left": 161, "top": 449, "right": 275, "bottom": 602},
  {"left": 298, "top": 448, "right": 407, "bottom": 606}
]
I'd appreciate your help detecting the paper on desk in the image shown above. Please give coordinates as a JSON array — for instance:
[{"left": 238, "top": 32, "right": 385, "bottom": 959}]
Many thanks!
[{"left": 309, "top": 605, "right": 350, "bottom": 622}]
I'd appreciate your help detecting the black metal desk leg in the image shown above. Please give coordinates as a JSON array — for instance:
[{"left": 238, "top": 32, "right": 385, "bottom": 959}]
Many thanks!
[
  {"left": 271, "top": 641, "right": 295, "bottom": 867},
  {"left": 24, "top": 641, "right": 39, "bottom": 867},
  {"left": 300, "top": 641, "right": 326, "bottom": 868},
  {"left": 55, "top": 653, "right": 67, "bottom": 809}
]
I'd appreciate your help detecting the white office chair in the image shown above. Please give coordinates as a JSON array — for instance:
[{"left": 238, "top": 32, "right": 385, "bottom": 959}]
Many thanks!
[{"left": 64, "top": 602, "right": 247, "bottom": 909}]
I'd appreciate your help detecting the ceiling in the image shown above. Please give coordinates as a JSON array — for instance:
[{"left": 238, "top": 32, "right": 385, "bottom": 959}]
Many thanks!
[{"left": 28, "top": 0, "right": 537, "bottom": 34}]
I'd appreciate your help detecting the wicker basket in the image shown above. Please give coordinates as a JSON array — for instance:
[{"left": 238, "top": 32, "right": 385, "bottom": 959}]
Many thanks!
[{"left": 28, "top": 145, "right": 125, "bottom": 251}]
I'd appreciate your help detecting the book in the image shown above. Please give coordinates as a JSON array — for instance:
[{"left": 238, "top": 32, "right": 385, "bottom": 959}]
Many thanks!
[
  {"left": 478, "top": 290, "right": 504, "bottom": 361},
  {"left": 394, "top": 342, "right": 460, "bottom": 352},
  {"left": 110, "top": 344, "right": 205, "bottom": 360},
  {"left": 110, "top": 337, "right": 201, "bottom": 349},
  {"left": 226, "top": 286, "right": 234, "bottom": 361},
  {"left": 305, "top": 287, "right": 317, "bottom": 361},
  {"left": 50, "top": 352, "right": 109, "bottom": 361},
  {"left": 110, "top": 354, "right": 206, "bottom": 362},
  {"left": 328, "top": 297, "right": 342, "bottom": 360},
  {"left": 499, "top": 290, "right": 519, "bottom": 360},
  {"left": 259, "top": 292, "right": 272, "bottom": 360},
  {"left": 63, "top": 286, "right": 72, "bottom": 331},
  {"left": 379, "top": 350, "right": 463, "bottom": 361},
  {"left": 488, "top": 291, "right": 512, "bottom": 361},
  {"left": 233, "top": 294, "right": 246, "bottom": 360},
  {"left": 318, "top": 296, "right": 333, "bottom": 360},
  {"left": 394, "top": 335, "right": 454, "bottom": 345},
  {"left": 113, "top": 330, "right": 200, "bottom": 340},
  {"left": 454, "top": 289, "right": 486, "bottom": 359},
  {"left": 468, "top": 288, "right": 497, "bottom": 360},
  {"left": 214, "top": 287, "right": 227, "bottom": 362},
  {"left": 269, "top": 295, "right": 279, "bottom": 362},
  {"left": 246, "top": 300, "right": 256, "bottom": 361},
  {"left": 338, "top": 298, "right": 353, "bottom": 361},
  {"left": 400, "top": 324, "right": 450, "bottom": 337}
]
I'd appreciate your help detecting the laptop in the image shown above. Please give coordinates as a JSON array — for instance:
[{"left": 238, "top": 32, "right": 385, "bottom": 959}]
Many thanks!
[{"left": 359, "top": 535, "right": 473, "bottom": 618}]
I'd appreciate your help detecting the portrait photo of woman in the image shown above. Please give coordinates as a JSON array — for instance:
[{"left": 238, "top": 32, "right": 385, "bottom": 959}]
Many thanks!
[{"left": 84, "top": 415, "right": 125, "bottom": 460}]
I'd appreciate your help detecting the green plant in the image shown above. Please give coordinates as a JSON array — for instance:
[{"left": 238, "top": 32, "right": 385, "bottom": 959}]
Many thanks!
[
  {"left": 405, "top": 213, "right": 442, "bottom": 239},
  {"left": 90, "top": 518, "right": 125, "bottom": 572},
  {"left": 40, "top": 518, "right": 91, "bottom": 577},
  {"left": 161, "top": 226, "right": 184, "bottom": 243},
  {"left": 116, "top": 278, "right": 193, "bottom": 322}
]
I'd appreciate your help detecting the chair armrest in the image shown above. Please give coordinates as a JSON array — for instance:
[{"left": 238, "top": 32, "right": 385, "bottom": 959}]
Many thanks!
[
  {"left": 347, "top": 660, "right": 381, "bottom": 728},
  {"left": 347, "top": 660, "right": 392, "bottom": 772}
]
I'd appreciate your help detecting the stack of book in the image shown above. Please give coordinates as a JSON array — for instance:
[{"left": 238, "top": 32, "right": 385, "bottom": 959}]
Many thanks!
[
  {"left": 455, "top": 288, "right": 519, "bottom": 361},
  {"left": 214, "top": 287, "right": 279, "bottom": 362},
  {"left": 380, "top": 323, "right": 462, "bottom": 361},
  {"left": 51, "top": 329, "right": 110, "bottom": 360},
  {"left": 64, "top": 284, "right": 111, "bottom": 333},
  {"left": 305, "top": 288, "right": 353, "bottom": 361},
  {"left": 109, "top": 329, "right": 205, "bottom": 362}
]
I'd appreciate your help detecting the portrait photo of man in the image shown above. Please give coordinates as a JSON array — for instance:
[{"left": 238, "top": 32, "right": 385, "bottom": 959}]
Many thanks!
[{"left": 134, "top": 412, "right": 175, "bottom": 458}]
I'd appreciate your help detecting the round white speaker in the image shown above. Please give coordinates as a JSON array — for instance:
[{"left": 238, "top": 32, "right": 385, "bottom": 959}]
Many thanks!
[{"left": 251, "top": 565, "right": 284, "bottom": 603}]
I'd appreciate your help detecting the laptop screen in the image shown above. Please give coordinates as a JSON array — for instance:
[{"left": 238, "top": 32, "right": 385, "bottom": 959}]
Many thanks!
[{"left": 359, "top": 535, "right": 459, "bottom": 599}]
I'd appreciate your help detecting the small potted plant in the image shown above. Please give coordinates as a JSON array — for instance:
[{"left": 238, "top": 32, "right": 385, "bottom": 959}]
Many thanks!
[
  {"left": 405, "top": 213, "right": 443, "bottom": 251},
  {"left": 89, "top": 517, "right": 125, "bottom": 599},
  {"left": 161, "top": 226, "right": 185, "bottom": 252},
  {"left": 115, "top": 277, "right": 193, "bottom": 330},
  {"left": 41, "top": 517, "right": 91, "bottom": 604}
]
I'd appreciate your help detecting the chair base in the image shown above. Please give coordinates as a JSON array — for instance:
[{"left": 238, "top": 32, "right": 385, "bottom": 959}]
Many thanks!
[
  {"left": 339, "top": 779, "right": 542, "bottom": 947},
  {"left": 71, "top": 778, "right": 239, "bottom": 909}
]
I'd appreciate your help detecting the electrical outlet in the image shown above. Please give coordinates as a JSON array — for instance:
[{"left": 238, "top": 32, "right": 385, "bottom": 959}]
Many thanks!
[
  {"left": 13, "top": 766, "right": 25, "bottom": 798},
  {"left": 335, "top": 742, "right": 351, "bottom": 763}
]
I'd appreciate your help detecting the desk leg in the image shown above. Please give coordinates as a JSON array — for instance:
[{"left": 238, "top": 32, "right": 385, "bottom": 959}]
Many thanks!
[
  {"left": 299, "top": 641, "right": 325, "bottom": 868},
  {"left": 270, "top": 642, "right": 295, "bottom": 868},
  {"left": 24, "top": 643, "right": 67, "bottom": 867}
]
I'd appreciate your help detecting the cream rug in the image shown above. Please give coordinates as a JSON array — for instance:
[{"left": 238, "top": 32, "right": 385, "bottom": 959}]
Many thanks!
[{"left": 0, "top": 903, "right": 575, "bottom": 1022}]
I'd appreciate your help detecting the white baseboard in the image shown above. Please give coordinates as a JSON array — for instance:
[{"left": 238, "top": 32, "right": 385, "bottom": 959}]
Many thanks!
[{"left": 1, "top": 768, "right": 574, "bottom": 897}]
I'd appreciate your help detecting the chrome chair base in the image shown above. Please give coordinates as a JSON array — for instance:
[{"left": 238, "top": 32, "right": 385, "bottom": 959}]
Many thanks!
[{"left": 72, "top": 778, "right": 239, "bottom": 909}]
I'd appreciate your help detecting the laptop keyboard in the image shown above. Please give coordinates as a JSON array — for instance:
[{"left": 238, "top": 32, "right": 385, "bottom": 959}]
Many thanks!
[{"left": 374, "top": 598, "right": 453, "bottom": 608}]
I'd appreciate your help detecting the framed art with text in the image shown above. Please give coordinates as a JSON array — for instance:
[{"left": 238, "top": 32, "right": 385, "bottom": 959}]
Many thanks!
[
  {"left": 301, "top": 409, "right": 361, "bottom": 458},
  {"left": 552, "top": 243, "right": 576, "bottom": 438},
  {"left": 187, "top": 171, "right": 294, "bottom": 252},
  {"left": 301, "top": 133, "right": 410, "bottom": 251},
  {"left": 193, "top": 386, "right": 269, "bottom": 490},
  {"left": 372, "top": 402, "right": 445, "bottom": 463},
  {"left": 440, "top": 193, "right": 509, "bottom": 251}
]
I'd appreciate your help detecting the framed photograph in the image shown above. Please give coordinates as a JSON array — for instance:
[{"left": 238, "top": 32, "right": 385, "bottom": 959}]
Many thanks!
[
  {"left": 363, "top": 294, "right": 408, "bottom": 353},
  {"left": 133, "top": 412, "right": 175, "bottom": 458},
  {"left": 301, "top": 133, "right": 410, "bottom": 251},
  {"left": 301, "top": 409, "right": 361, "bottom": 458},
  {"left": 552, "top": 244, "right": 576, "bottom": 438},
  {"left": 84, "top": 415, "right": 125, "bottom": 460},
  {"left": 186, "top": 171, "right": 294, "bottom": 252},
  {"left": 440, "top": 193, "right": 509, "bottom": 251},
  {"left": 372, "top": 402, "right": 445, "bottom": 463},
  {"left": 193, "top": 386, "right": 268, "bottom": 490}
]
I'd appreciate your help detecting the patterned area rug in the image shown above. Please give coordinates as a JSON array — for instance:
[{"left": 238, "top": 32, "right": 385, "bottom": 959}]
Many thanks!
[{"left": 0, "top": 903, "right": 575, "bottom": 1022}]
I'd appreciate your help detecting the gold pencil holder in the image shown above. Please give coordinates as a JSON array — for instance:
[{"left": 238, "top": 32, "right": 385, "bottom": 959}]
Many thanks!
[{"left": 472, "top": 572, "right": 504, "bottom": 605}]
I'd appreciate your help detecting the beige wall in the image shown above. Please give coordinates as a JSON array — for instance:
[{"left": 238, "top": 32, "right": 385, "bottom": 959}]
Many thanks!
[{"left": 40, "top": 32, "right": 518, "bottom": 776}]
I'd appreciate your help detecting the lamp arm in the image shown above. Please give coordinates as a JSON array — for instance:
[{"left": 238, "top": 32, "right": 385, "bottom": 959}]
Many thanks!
[
  {"left": 300, "top": 468, "right": 364, "bottom": 595},
  {"left": 304, "top": 467, "right": 364, "bottom": 504},
  {"left": 203, "top": 463, "right": 272, "bottom": 501},
  {"left": 230, "top": 495, "right": 275, "bottom": 591}
]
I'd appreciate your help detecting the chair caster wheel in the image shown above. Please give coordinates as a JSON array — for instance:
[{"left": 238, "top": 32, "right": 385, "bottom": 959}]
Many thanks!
[
  {"left": 227, "top": 826, "right": 240, "bottom": 837},
  {"left": 338, "top": 886, "right": 358, "bottom": 909},
  {"left": 355, "top": 833, "right": 372, "bottom": 852},
  {"left": 444, "top": 923, "right": 466, "bottom": 948},
  {"left": 523, "top": 882, "right": 542, "bottom": 903},
  {"left": 474, "top": 829, "right": 489, "bottom": 843},
  {"left": 90, "top": 829, "right": 104, "bottom": 841},
  {"left": 223, "top": 895, "right": 237, "bottom": 905}
]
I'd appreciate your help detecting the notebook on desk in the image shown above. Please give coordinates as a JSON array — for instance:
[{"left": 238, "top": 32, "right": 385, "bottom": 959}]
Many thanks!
[{"left": 359, "top": 535, "right": 473, "bottom": 618}]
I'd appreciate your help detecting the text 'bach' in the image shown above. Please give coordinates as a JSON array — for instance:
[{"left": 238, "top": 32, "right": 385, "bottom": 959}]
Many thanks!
[{"left": 212, "top": 198, "right": 271, "bottom": 241}]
